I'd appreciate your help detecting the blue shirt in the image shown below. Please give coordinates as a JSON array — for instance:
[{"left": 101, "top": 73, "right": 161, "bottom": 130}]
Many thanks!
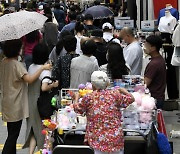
[
  {"left": 158, "top": 8, "right": 179, "bottom": 24},
  {"left": 61, "top": 21, "right": 76, "bottom": 33}
]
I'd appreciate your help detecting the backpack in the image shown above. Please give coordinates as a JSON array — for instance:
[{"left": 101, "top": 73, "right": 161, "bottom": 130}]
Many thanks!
[{"left": 37, "top": 76, "right": 58, "bottom": 119}]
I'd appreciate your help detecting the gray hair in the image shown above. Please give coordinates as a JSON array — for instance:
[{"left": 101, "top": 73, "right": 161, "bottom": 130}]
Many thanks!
[{"left": 91, "top": 71, "right": 110, "bottom": 90}]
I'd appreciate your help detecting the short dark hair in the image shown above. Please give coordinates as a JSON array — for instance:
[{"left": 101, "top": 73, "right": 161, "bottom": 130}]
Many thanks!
[
  {"left": 63, "top": 35, "right": 77, "bottom": 52},
  {"left": 3, "top": 39, "right": 22, "bottom": 58},
  {"left": 59, "top": 30, "right": 72, "bottom": 40},
  {"left": 91, "top": 29, "right": 103, "bottom": 38},
  {"left": 75, "top": 21, "right": 85, "bottom": 33},
  {"left": 54, "top": 3, "right": 60, "bottom": 9},
  {"left": 32, "top": 43, "right": 49, "bottom": 64},
  {"left": 81, "top": 39, "right": 97, "bottom": 55},
  {"left": 146, "top": 35, "right": 163, "bottom": 51},
  {"left": 45, "top": 13, "right": 53, "bottom": 22},
  {"left": 68, "top": 11, "right": 77, "bottom": 21},
  {"left": 84, "top": 14, "right": 93, "bottom": 21}
]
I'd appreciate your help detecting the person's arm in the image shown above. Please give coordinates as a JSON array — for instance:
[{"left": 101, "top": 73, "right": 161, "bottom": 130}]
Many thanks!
[
  {"left": 22, "top": 64, "right": 52, "bottom": 84},
  {"left": 144, "top": 77, "right": 152, "bottom": 87},
  {"left": 73, "top": 92, "right": 87, "bottom": 114},
  {"left": 41, "top": 80, "right": 58, "bottom": 91},
  {"left": 118, "top": 88, "right": 135, "bottom": 102}
]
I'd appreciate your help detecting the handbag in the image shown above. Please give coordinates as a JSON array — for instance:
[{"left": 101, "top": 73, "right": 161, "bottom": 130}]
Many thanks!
[
  {"left": 37, "top": 76, "right": 58, "bottom": 119},
  {"left": 171, "top": 46, "right": 180, "bottom": 66}
]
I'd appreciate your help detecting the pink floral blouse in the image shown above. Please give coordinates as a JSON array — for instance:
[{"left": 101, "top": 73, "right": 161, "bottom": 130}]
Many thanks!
[{"left": 73, "top": 89, "right": 133, "bottom": 152}]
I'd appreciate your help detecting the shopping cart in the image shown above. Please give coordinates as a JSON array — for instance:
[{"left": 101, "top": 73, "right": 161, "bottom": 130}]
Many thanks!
[
  {"left": 53, "top": 145, "right": 94, "bottom": 154},
  {"left": 53, "top": 128, "right": 94, "bottom": 154}
]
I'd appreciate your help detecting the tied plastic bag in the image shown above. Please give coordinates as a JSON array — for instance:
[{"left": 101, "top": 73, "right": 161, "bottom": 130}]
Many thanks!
[{"left": 171, "top": 47, "right": 180, "bottom": 66}]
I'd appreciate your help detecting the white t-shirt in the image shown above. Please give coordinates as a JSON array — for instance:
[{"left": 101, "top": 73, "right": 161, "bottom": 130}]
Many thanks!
[
  {"left": 28, "top": 64, "right": 51, "bottom": 83},
  {"left": 75, "top": 35, "right": 84, "bottom": 55},
  {"left": 158, "top": 15, "right": 177, "bottom": 34},
  {"left": 123, "top": 41, "right": 143, "bottom": 75}
]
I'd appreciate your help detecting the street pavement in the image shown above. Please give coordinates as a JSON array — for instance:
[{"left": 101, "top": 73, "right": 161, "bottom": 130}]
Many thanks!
[{"left": 0, "top": 118, "right": 29, "bottom": 154}]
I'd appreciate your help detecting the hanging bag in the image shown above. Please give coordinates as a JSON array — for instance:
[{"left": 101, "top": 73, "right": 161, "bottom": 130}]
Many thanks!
[
  {"left": 37, "top": 76, "right": 58, "bottom": 119},
  {"left": 171, "top": 46, "right": 180, "bottom": 66}
]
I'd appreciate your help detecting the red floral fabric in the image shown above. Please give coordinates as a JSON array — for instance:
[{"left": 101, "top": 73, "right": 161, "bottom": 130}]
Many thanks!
[{"left": 73, "top": 89, "right": 132, "bottom": 152}]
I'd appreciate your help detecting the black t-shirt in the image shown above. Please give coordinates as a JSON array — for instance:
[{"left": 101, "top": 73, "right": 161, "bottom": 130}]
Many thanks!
[{"left": 93, "top": 42, "right": 107, "bottom": 67}]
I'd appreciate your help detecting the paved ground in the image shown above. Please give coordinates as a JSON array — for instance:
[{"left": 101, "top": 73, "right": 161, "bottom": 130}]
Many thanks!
[
  {"left": 163, "top": 110, "right": 180, "bottom": 154},
  {"left": 0, "top": 118, "right": 29, "bottom": 154}
]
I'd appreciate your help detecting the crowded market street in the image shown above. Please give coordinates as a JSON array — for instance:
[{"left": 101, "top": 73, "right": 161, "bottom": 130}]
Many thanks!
[{"left": 1, "top": 0, "right": 180, "bottom": 154}]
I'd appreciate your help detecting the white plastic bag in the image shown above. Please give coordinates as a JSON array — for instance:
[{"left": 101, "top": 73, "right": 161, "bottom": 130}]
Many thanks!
[{"left": 171, "top": 46, "right": 180, "bottom": 66}]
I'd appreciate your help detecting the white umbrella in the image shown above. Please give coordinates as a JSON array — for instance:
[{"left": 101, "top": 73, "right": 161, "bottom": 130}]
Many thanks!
[{"left": 0, "top": 10, "right": 48, "bottom": 42}]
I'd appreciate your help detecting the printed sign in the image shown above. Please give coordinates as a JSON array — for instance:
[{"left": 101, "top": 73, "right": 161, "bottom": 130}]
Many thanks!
[
  {"left": 114, "top": 17, "right": 134, "bottom": 30},
  {"left": 141, "top": 20, "right": 157, "bottom": 32}
]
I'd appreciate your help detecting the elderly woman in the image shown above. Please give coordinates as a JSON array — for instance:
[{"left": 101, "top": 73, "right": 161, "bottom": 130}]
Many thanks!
[{"left": 73, "top": 71, "right": 134, "bottom": 154}]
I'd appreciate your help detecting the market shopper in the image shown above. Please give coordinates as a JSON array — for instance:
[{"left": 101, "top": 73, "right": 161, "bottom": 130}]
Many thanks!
[
  {"left": 22, "top": 30, "right": 43, "bottom": 70},
  {"left": 83, "top": 14, "right": 99, "bottom": 37},
  {"left": 73, "top": 71, "right": 134, "bottom": 154},
  {"left": 0, "top": 39, "right": 52, "bottom": 154},
  {"left": 120, "top": 27, "right": 143, "bottom": 75},
  {"left": 53, "top": 3, "right": 66, "bottom": 31},
  {"left": 55, "top": 35, "right": 78, "bottom": 89},
  {"left": 23, "top": 43, "right": 58, "bottom": 154},
  {"left": 102, "top": 22, "right": 121, "bottom": 45},
  {"left": 90, "top": 29, "right": 107, "bottom": 67},
  {"left": 74, "top": 21, "right": 86, "bottom": 55},
  {"left": 144, "top": 35, "right": 166, "bottom": 109},
  {"left": 99, "top": 42, "right": 130, "bottom": 83},
  {"left": 42, "top": 13, "right": 59, "bottom": 53},
  {"left": 70, "top": 39, "right": 99, "bottom": 88},
  {"left": 60, "top": 11, "right": 77, "bottom": 34}
]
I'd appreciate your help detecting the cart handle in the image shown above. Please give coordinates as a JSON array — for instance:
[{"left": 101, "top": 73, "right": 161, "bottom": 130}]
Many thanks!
[
  {"left": 123, "top": 129, "right": 147, "bottom": 140},
  {"left": 63, "top": 128, "right": 86, "bottom": 141}
]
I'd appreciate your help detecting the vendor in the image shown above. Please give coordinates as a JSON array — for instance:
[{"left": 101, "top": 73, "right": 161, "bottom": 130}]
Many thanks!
[
  {"left": 143, "top": 35, "right": 166, "bottom": 109},
  {"left": 73, "top": 71, "right": 134, "bottom": 154}
]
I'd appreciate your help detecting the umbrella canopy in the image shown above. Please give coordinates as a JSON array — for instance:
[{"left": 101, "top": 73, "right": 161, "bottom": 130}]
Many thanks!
[
  {"left": 82, "top": 5, "right": 114, "bottom": 19},
  {"left": 0, "top": 10, "right": 47, "bottom": 42}
]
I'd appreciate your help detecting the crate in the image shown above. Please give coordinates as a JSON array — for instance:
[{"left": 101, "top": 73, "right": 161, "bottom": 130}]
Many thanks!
[{"left": 59, "top": 89, "right": 79, "bottom": 106}]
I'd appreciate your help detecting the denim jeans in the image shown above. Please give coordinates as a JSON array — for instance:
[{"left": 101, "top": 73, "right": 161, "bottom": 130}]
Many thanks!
[
  {"left": 24, "top": 54, "right": 32, "bottom": 70},
  {"left": 156, "top": 100, "right": 164, "bottom": 109}
]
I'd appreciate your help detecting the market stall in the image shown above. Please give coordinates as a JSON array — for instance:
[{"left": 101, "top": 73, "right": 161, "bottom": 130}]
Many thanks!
[{"left": 37, "top": 76, "right": 168, "bottom": 154}]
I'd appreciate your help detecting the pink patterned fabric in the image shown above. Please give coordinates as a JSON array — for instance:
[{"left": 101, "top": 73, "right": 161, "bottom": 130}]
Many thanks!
[{"left": 74, "top": 89, "right": 132, "bottom": 152}]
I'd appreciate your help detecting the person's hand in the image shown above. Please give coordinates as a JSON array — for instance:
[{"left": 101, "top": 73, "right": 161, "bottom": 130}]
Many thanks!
[
  {"left": 119, "top": 88, "right": 135, "bottom": 102},
  {"left": 74, "top": 92, "right": 80, "bottom": 103},
  {"left": 42, "top": 63, "right": 52, "bottom": 70},
  {"left": 119, "top": 88, "right": 129, "bottom": 95},
  {"left": 52, "top": 80, "right": 59, "bottom": 88}
]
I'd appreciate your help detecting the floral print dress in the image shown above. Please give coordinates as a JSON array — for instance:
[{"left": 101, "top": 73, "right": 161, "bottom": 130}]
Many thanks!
[{"left": 73, "top": 89, "right": 132, "bottom": 152}]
